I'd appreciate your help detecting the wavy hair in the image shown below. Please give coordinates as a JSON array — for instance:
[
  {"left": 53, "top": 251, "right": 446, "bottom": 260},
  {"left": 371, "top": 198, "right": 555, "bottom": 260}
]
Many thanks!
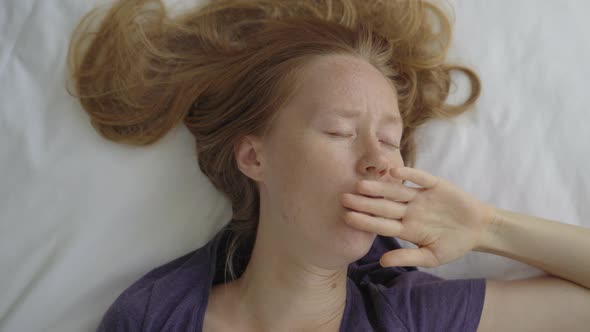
[{"left": 67, "top": 0, "right": 481, "bottom": 283}]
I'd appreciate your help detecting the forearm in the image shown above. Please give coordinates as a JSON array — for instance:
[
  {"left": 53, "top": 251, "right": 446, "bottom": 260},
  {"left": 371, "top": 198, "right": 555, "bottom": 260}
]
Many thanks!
[{"left": 474, "top": 204, "right": 590, "bottom": 290}]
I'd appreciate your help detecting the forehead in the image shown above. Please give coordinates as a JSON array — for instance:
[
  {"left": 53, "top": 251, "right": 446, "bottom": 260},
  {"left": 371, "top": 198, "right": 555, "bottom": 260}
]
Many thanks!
[{"left": 287, "top": 54, "right": 401, "bottom": 122}]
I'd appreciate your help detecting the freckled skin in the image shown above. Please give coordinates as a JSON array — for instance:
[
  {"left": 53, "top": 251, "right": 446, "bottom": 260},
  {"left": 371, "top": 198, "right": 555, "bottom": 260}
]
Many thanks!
[
  {"left": 258, "top": 54, "right": 404, "bottom": 266},
  {"left": 213, "top": 54, "right": 405, "bottom": 330}
]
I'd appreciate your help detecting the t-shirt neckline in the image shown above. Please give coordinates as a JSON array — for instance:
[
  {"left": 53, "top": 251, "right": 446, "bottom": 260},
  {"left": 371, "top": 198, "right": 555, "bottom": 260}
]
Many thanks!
[{"left": 195, "top": 230, "right": 354, "bottom": 332}]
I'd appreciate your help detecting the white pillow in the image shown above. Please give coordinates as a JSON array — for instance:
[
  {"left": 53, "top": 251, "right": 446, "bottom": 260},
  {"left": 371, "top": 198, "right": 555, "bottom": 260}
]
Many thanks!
[{"left": 1, "top": 0, "right": 588, "bottom": 331}]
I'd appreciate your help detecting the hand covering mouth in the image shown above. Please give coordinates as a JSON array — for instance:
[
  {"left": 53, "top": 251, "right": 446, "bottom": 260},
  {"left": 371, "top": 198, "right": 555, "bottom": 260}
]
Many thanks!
[{"left": 344, "top": 206, "right": 376, "bottom": 217}]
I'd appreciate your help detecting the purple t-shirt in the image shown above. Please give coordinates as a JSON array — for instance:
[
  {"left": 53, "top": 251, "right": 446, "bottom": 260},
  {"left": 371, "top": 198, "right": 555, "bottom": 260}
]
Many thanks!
[{"left": 97, "top": 226, "right": 486, "bottom": 331}]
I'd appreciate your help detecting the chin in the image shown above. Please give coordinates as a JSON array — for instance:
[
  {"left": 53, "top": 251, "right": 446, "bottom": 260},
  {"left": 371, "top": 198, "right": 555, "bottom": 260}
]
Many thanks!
[{"left": 339, "top": 223, "right": 377, "bottom": 261}]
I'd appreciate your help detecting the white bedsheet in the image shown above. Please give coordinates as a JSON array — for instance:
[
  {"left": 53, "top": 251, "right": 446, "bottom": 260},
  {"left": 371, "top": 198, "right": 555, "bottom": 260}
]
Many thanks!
[{"left": 1, "top": 0, "right": 588, "bottom": 331}]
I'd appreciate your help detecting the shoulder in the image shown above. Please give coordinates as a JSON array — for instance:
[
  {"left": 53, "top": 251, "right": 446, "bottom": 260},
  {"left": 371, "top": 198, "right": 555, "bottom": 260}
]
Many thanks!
[
  {"left": 348, "top": 237, "right": 485, "bottom": 332},
  {"left": 96, "top": 286, "right": 149, "bottom": 332},
  {"left": 97, "top": 248, "right": 210, "bottom": 332},
  {"left": 360, "top": 270, "right": 486, "bottom": 332}
]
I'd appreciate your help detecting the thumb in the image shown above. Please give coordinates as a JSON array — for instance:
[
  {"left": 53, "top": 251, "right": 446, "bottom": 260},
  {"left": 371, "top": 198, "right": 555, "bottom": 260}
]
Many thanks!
[{"left": 379, "top": 248, "right": 439, "bottom": 268}]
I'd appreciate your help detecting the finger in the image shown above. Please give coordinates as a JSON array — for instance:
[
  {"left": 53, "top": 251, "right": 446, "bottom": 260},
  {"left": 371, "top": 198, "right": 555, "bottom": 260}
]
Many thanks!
[
  {"left": 357, "top": 179, "right": 418, "bottom": 203},
  {"left": 379, "top": 247, "right": 440, "bottom": 268},
  {"left": 341, "top": 193, "right": 406, "bottom": 220},
  {"left": 343, "top": 211, "right": 402, "bottom": 237},
  {"left": 390, "top": 167, "right": 440, "bottom": 189}
]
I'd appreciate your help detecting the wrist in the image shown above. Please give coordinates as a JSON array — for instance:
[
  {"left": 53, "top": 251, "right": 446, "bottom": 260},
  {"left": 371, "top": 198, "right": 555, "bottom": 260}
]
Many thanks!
[{"left": 474, "top": 203, "right": 503, "bottom": 253}]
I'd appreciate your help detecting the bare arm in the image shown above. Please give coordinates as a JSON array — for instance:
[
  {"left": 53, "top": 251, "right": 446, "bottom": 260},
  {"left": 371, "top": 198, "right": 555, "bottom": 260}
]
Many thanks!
[
  {"left": 478, "top": 275, "right": 590, "bottom": 332},
  {"left": 342, "top": 167, "right": 590, "bottom": 330},
  {"left": 475, "top": 205, "right": 590, "bottom": 332},
  {"left": 475, "top": 205, "right": 590, "bottom": 289}
]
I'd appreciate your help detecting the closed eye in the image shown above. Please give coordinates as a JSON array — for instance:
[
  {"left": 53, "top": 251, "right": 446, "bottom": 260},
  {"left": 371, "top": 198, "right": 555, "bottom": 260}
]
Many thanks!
[
  {"left": 326, "top": 132, "right": 399, "bottom": 149},
  {"left": 327, "top": 132, "right": 353, "bottom": 137}
]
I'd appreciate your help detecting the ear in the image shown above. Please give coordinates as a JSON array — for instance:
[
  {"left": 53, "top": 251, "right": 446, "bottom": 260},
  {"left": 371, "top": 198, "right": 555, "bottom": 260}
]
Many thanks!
[{"left": 234, "top": 135, "right": 265, "bottom": 182}]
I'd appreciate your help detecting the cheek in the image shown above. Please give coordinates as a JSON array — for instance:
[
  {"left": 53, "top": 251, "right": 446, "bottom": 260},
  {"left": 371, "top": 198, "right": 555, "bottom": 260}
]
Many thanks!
[
  {"left": 265, "top": 135, "right": 314, "bottom": 193},
  {"left": 296, "top": 140, "right": 353, "bottom": 203},
  {"left": 268, "top": 130, "right": 348, "bottom": 191},
  {"left": 277, "top": 139, "right": 339, "bottom": 199}
]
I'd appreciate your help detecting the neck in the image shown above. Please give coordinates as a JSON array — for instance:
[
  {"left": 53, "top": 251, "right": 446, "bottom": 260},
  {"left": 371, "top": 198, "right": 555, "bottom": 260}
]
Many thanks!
[{"left": 220, "top": 227, "right": 348, "bottom": 331}]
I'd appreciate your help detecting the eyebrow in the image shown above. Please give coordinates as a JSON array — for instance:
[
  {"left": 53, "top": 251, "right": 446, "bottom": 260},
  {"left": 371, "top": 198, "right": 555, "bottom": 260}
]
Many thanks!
[{"left": 325, "top": 108, "right": 403, "bottom": 126}]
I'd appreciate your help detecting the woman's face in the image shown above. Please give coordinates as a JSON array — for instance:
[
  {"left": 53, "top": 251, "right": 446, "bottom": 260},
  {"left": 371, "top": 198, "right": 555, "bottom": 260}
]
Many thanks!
[{"left": 244, "top": 54, "right": 405, "bottom": 268}]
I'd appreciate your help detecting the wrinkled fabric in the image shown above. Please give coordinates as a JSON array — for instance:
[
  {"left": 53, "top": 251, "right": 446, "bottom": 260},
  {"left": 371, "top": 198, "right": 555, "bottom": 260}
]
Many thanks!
[{"left": 97, "top": 226, "right": 486, "bottom": 331}]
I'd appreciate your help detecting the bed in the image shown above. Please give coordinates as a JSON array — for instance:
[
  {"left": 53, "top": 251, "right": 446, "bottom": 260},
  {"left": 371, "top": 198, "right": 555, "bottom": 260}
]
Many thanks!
[{"left": 1, "top": 0, "right": 589, "bottom": 331}]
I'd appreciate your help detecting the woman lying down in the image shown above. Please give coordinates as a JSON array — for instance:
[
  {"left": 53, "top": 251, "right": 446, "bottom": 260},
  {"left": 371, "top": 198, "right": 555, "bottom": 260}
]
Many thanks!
[{"left": 66, "top": 0, "right": 590, "bottom": 331}]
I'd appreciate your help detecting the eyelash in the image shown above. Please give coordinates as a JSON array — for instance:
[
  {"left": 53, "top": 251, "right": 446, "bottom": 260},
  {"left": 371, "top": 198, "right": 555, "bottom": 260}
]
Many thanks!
[{"left": 327, "top": 132, "right": 399, "bottom": 149}]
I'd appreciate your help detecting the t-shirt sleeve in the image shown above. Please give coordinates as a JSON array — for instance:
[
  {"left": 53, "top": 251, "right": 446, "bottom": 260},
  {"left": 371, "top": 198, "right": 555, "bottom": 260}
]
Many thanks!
[
  {"left": 377, "top": 271, "right": 486, "bottom": 332},
  {"left": 96, "top": 291, "right": 148, "bottom": 332}
]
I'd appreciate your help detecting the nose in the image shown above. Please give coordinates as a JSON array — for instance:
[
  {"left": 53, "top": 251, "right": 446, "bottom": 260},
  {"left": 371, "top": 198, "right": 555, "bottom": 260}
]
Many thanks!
[
  {"left": 357, "top": 139, "right": 394, "bottom": 180},
  {"left": 360, "top": 160, "right": 388, "bottom": 179}
]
